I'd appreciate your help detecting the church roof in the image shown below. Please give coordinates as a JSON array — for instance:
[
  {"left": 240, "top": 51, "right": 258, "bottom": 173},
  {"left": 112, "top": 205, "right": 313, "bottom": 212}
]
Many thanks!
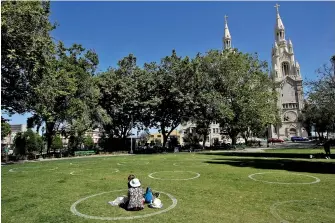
[
  {"left": 275, "top": 4, "right": 285, "bottom": 30},
  {"left": 224, "top": 15, "right": 231, "bottom": 39}
]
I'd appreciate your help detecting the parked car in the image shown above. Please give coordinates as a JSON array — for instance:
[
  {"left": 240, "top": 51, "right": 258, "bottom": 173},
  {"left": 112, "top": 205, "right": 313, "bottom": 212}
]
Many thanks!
[
  {"left": 268, "top": 138, "right": 284, "bottom": 143},
  {"left": 291, "top": 136, "right": 308, "bottom": 142}
]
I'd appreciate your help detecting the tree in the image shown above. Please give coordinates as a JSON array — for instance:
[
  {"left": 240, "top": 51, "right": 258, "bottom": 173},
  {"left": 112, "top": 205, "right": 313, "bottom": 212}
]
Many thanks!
[
  {"left": 97, "top": 54, "right": 140, "bottom": 142},
  {"left": 51, "top": 135, "right": 63, "bottom": 153},
  {"left": 13, "top": 132, "right": 26, "bottom": 156},
  {"left": 305, "top": 56, "right": 335, "bottom": 137},
  {"left": 201, "top": 49, "right": 278, "bottom": 145},
  {"left": 1, "top": 118, "right": 11, "bottom": 140},
  {"left": 13, "top": 129, "right": 42, "bottom": 157},
  {"left": 142, "top": 50, "right": 194, "bottom": 147},
  {"left": 1, "top": 1, "right": 55, "bottom": 114},
  {"left": 83, "top": 136, "right": 94, "bottom": 150},
  {"left": 35, "top": 134, "right": 44, "bottom": 155},
  {"left": 182, "top": 127, "right": 201, "bottom": 149},
  {"left": 24, "top": 129, "right": 38, "bottom": 154},
  {"left": 28, "top": 42, "right": 100, "bottom": 154},
  {"left": 189, "top": 53, "right": 230, "bottom": 148}
]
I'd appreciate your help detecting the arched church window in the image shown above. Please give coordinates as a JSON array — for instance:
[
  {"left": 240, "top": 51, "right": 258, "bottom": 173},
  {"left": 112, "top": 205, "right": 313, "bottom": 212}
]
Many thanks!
[
  {"left": 281, "top": 62, "right": 290, "bottom": 76},
  {"left": 297, "top": 69, "right": 300, "bottom": 75}
]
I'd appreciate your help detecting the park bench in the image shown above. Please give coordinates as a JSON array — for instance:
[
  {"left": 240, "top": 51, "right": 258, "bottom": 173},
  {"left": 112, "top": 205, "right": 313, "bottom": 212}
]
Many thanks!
[{"left": 74, "top": 150, "right": 96, "bottom": 156}]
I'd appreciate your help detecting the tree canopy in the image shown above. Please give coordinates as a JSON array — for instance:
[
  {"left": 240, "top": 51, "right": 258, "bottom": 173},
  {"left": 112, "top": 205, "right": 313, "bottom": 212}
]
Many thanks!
[{"left": 1, "top": 1, "right": 55, "bottom": 114}]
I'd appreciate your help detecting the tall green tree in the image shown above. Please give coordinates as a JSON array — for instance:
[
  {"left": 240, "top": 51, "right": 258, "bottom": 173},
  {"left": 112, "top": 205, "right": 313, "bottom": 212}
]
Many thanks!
[
  {"left": 142, "top": 50, "right": 194, "bottom": 147},
  {"left": 1, "top": 1, "right": 55, "bottom": 114},
  {"left": 28, "top": 42, "right": 100, "bottom": 154},
  {"left": 189, "top": 53, "right": 230, "bottom": 148},
  {"left": 201, "top": 49, "right": 278, "bottom": 145},
  {"left": 305, "top": 56, "right": 335, "bottom": 136},
  {"left": 97, "top": 54, "right": 140, "bottom": 140}
]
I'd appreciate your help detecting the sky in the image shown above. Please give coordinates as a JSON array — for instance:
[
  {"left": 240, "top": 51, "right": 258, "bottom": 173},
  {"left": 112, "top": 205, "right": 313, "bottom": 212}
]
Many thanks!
[{"left": 4, "top": 1, "right": 335, "bottom": 133}]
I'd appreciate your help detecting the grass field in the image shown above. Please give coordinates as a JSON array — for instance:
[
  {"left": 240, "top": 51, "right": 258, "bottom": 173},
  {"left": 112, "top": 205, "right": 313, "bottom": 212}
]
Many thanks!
[{"left": 2, "top": 152, "right": 335, "bottom": 223}]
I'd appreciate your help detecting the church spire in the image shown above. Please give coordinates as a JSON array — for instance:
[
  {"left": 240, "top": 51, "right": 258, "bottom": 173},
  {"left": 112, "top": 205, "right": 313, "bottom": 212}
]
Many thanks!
[
  {"left": 274, "top": 3, "right": 285, "bottom": 42},
  {"left": 223, "top": 15, "right": 232, "bottom": 50}
]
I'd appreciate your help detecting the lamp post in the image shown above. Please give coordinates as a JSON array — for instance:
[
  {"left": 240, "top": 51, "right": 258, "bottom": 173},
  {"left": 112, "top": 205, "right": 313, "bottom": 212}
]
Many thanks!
[{"left": 130, "top": 114, "right": 133, "bottom": 154}]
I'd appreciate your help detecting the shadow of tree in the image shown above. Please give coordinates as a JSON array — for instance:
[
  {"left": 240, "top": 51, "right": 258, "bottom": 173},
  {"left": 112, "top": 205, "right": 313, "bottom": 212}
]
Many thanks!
[
  {"left": 206, "top": 158, "right": 335, "bottom": 174},
  {"left": 201, "top": 152, "right": 334, "bottom": 159}
]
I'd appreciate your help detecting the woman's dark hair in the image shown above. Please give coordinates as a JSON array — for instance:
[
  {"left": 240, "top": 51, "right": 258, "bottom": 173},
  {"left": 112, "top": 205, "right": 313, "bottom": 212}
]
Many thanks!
[{"left": 128, "top": 174, "right": 136, "bottom": 188}]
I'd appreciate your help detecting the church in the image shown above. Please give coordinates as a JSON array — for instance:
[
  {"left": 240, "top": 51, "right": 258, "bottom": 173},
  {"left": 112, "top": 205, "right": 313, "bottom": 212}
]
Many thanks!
[
  {"left": 268, "top": 4, "right": 307, "bottom": 139},
  {"left": 180, "top": 4, "right": 307, "bottom": 146}
]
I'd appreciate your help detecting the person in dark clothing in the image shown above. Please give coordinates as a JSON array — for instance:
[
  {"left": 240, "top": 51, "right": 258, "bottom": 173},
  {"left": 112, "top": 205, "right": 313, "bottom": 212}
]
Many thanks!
[{"left": 323, "top": 140, "right": 332, "bottom": 158}]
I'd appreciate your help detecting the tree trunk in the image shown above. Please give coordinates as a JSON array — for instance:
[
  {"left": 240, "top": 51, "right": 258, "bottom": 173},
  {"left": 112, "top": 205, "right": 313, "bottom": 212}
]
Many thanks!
[
  {"left": 229, "top": 129, "right": 239, "bottom": 146},
  {"left": 231, "top": 137, "right": 237, "bottom": 145},
  {"left": 45, "top": 121, "right": 55, "bottom": 156},
  {"left": 202, "top": 134, "right": 206, "bottom": 149},
  {"left": 162, "top": 134, "right": 168, "bottom": 148}
]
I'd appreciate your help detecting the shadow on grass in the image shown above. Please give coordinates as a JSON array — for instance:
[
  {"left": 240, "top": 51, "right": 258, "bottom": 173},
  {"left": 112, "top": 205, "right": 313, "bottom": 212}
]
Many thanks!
[
  {"left": 201, "top": 152, "right": 335, "bottom": 159},
  {"left": 206, "top": 158, "right": 335, "bottom": 174}
]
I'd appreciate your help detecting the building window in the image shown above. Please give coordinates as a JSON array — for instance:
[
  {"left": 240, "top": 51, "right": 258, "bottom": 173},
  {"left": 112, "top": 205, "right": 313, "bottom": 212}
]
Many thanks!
[
  {"left": 157, "top": 135, "right": 161, "bottom": 138},
  {"left": 281, "top": 62, "right": 290, "bottom": 76}
]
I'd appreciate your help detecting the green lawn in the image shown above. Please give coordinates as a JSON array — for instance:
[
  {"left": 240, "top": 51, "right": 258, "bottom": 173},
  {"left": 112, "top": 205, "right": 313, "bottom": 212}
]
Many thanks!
[{"left": 2, "top": 153, "right": 335, "bottom": 223}]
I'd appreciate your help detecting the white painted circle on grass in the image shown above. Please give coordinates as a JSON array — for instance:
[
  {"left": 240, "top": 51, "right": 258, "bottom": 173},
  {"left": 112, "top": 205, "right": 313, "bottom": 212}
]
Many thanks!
[
  {"left": 70, "top": 168, "right": 119, "bottom": 176},
  {"left": 117, "top": 161, "right": 149, "bottom": 166},
  {"left": 70, "top": 189, "right": 177, "bottom": 220},
  {"left": 9, "top": 166, "right": 58, "bottom": 173},
  {"left": 173, "top": 162, "right": 209, "bottom": 167},
  {"left": 184, "top": 158, "right": 210, "bottom": 161},
  {"left": 248, "top": 172, "right": 320, "bottom": 185},
  {"left": 270, "top": 200, "right": 330, "bottom": 223},
  {"left": 148, "top": 171, "right": 200, "bottom": 180}
]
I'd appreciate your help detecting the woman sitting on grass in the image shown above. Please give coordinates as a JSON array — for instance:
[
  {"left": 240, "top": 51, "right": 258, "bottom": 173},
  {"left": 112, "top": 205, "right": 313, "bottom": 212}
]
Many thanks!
[{"left": 120, "top": 178, "right": 145, "bottom": 211}]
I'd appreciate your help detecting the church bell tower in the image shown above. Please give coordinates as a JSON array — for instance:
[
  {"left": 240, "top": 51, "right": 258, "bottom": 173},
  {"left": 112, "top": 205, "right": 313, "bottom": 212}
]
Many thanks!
[{"left": 270, "top": 4, "right": 306, "bottom": 139}]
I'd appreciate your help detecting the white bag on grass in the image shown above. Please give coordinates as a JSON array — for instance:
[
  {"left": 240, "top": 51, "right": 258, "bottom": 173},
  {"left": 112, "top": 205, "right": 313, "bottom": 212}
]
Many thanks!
[
  {"left": 149, "top": 198, "right": 163, "bottom": 209},
  {"left": 108, "top": 196, "right": 127, "bottom": 206}
]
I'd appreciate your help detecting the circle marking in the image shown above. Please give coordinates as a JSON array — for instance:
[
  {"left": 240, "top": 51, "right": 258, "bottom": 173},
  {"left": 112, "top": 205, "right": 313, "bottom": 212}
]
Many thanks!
[
  {"left": 70, "top": 189, "right": 177, "bottom": 220},
  {"left": 148, "top": 171, "right": 200, "bottom": 180},
  {"left": 248, "top": 172, "right": 320, "bottom": 185}
]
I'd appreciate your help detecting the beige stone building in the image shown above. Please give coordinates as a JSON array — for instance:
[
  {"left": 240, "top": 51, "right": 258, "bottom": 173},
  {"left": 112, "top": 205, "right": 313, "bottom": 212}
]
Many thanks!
[{"left": 268, "top": 4, "right": 307, "bottom": 139}]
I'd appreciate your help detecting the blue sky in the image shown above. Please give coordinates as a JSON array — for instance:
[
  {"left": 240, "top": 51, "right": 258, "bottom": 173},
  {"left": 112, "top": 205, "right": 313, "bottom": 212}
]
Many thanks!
[{"left": 4, "top": 1, "right": 335, "bottom": 132}]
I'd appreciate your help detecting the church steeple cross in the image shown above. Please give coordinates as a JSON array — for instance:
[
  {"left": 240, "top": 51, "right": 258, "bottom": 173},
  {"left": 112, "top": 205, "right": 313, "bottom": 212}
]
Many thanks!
[
  {"left": 224, "top": 15, "right": 228, "bottom": 24},
  {"left": 274, "top": 3, "right": 280, "bottom": 13}
]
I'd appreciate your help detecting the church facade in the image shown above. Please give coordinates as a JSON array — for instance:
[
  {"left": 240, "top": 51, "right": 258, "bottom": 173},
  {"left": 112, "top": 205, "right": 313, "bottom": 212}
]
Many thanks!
[
  {"left": 179, "top": 4, "right": 307, "bottom": 145},
  {"left": 268, "top": 4, "right": 307, "bottom": 139}
]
